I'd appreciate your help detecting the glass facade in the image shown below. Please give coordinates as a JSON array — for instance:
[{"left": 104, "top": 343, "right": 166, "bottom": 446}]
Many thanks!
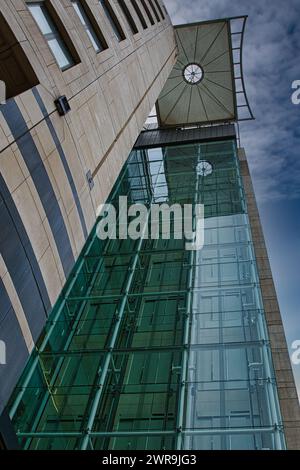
[{"left": 7, "top": 139, "right": 285, "bottom": 450}]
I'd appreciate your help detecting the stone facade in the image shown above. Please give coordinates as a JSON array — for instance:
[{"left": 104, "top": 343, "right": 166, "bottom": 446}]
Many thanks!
[{"left": 239, "top": 148, "right": 300, "bottom": 450}]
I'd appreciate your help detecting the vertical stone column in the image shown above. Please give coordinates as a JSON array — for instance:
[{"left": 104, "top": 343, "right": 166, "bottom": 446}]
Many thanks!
[{"left": 238, "top": 147, "right": 300, "bottom": 449}]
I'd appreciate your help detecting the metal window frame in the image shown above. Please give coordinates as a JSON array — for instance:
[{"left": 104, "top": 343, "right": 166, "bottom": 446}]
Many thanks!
[
  {"left": 99, "top": 0, "right": 126, "bottom": 42},
  {"left": 140, "top": 0, "right": 155, "bottom": 26},
  {"left": 27, "top": 1, "right": 77, "bottom": 71},
  {"left": 148, "top": 0, "right": 161, "bottom": 22},
  {"left": 71, "top": 0, "right": 108, "bottom": 53},
  {"left": 130, "top": 0, "right": 148, "bottom": 30},
  {"left": 117, "top": 0, "right": 139, "bottom": 35},
  {"left": 154, "top": 0, "right": 165, "bottom": 21}
]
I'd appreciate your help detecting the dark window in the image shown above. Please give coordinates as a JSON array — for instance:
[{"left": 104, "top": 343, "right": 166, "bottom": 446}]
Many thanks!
[
  {"left": 154, "top": 0, "right": 165, "bottom": 20},
  {"left": 140, "top": 0, "right": 154, "bottom": 26},
  {"left": 0, "top": 13, "right": 39, "bottom": 100},
  {"left": 72, "top": 1, "right": 108, "bottom": 53},
  {"left": 148, "top": 0, "right": 160, "bottom": 22},
  {"left": 130, "top": 0, "right": 147, "bottom": 30},
  {"left": 99, "top": 0, "right": 126, "bottom": 42},
  {"left": 117, "top": 1, "right": 138, "bottom": 35},
  {"left": 27, "top": 1, "right": 80, "bottom": 71}
]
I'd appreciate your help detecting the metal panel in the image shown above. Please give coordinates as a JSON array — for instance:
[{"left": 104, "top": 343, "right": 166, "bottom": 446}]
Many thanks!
[{"left": 135, "top": 124, "right": 236, "bottom": 149}]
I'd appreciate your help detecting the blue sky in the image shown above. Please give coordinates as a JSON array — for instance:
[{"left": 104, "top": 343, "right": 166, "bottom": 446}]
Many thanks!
[{"left": 165, "top": 0, "right": 300, "bottom": 398}]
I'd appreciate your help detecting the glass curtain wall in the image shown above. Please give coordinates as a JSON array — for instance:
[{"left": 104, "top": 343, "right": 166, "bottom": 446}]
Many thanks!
[{"left": 7, "top": 139, "right": 285, "bottom": 450}]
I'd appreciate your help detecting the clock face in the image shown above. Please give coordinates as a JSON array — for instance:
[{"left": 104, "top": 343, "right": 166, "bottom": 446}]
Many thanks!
[
  {"left": 196, "top": 160, "right": 213, "bottom": 177},
  {"left": 183, "top": 63, "right": 204, "bottom": 85}
]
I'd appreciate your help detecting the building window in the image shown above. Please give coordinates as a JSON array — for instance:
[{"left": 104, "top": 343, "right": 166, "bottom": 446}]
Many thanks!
[
  {"left": 117, "top": 1, "right": 138, "bottom": 35},
  {"left": 0, "top": 13, "right": 39, "bottom": 100},
  {"left": 140, "top": 0, "right": 154, "bottom": 26},
  {"left": 99, "top": 0, "right": 126, "bottom": 42},
  {"left": 130, "top": 0, "right": 147, "bottom": 30},
  {"left": 71, "top": 1, "right": 108, "bottom": 53},
  {"left": 154, "top": 0, "right": 165, "bottom": 20},
  {"left": 148, "top": 0, "right": 161, "bottom": 22},
  {"left": 27, "top": 2, "right": 79, "bottom": 71}
]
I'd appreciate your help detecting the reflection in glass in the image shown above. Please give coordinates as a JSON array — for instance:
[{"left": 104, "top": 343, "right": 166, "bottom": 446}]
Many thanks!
[{"left": 8, "top": 140, "right": 285, "bottom": 450}]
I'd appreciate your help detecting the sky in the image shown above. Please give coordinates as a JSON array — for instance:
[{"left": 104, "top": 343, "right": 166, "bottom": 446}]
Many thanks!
[{"left": 164, "top": 0, "right": 300, "bottom": 399}]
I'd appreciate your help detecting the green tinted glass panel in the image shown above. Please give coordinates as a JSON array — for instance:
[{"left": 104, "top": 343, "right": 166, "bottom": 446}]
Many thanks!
[{"left": 7, "top": 141, "right": 285, "bottom": 450}]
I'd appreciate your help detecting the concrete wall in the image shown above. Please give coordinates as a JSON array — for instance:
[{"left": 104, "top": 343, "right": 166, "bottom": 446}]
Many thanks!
[
  {"left": 239, "top": 148, "right": 300, "bottom": 450},
  {"left": 0, "top": 0, "right": 176, "bottom": 412}
]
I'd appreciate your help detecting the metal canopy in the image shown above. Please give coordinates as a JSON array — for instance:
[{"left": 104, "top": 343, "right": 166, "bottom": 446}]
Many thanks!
[{"left": 156, "top": 16, "right": 253, "bottom": 128}]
